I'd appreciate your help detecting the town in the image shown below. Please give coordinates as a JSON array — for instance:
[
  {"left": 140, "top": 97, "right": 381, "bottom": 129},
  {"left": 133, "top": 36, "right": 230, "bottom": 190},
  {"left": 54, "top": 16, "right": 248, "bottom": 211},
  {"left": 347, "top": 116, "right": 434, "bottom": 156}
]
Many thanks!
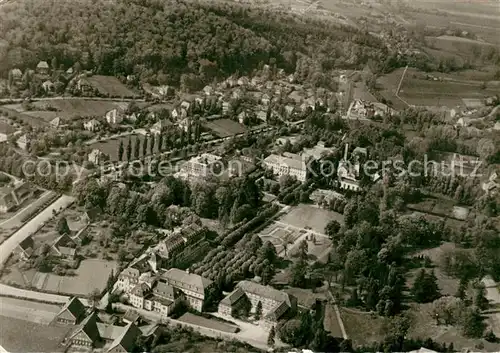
[{"left": 0, "top": 0, "right": 499, "bottom": 352}]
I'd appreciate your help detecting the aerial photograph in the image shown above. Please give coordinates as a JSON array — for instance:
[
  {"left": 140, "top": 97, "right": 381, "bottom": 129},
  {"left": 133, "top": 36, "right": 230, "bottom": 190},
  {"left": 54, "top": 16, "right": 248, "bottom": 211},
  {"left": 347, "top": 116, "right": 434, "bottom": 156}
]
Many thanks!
[{"left": 0, "top": 0, "right": 498, "bottom": 352}]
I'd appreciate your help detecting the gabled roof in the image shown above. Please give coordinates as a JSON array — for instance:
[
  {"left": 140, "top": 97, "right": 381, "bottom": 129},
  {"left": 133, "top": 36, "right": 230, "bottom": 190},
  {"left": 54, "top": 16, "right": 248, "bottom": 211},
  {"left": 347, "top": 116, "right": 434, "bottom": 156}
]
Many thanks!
[
  {"left": 50, "top": 117, "right": 61, "bottom": 127},
  {"left": 54, "top": 233, "right": 76, "bottom": 249},
  {"left": 237, "top": 280, "right": 294, "bottom": 306},
  {"left": 56, "top": 297, "right": 86, "bottom": 322},
  {"left": 85, "top": 206, "right": 102, "bottom": 222},
  {"left": 131, "top": 282, "right": 151, "bottom": 297},
  {"left": 18, "top": 236, "right": 34, "bottom": 256},
  {"left": 219, "top": 287, "right": 245, "bottom": 306},
  {"left": 152, "top": 281, "right": 180, "bottom": 300},
  {"left": 106, "top": 322, "right": 140, "bottom": 353},
  {"left": 69, "top": 311, "right": 101, "bottom": 343},
  {"left": 161, "top": 268, "right": 213, "bottom": 296},
  {"left": 37, "top": 61, "right": 49, "bottom": 69}
]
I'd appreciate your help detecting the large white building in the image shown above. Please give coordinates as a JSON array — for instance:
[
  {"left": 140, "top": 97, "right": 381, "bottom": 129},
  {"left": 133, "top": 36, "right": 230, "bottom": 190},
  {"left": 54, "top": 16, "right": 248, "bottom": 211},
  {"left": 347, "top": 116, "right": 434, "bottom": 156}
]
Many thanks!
[
  {"left": 180, "top": 153, "right": 222, "bottom": 179},
  {"left": 263, "top": 152, "right": 307, "bottom": 182}
]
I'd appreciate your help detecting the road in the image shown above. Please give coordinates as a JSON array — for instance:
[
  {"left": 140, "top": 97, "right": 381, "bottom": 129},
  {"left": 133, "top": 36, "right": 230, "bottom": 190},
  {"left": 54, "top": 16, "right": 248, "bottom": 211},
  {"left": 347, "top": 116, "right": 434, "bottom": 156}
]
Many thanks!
[
  {"left": 0, "top": 191, "right": 55, "bottom": 231},
  {"left": 0, "top": 194, "right": 75, "bottom": 268}
]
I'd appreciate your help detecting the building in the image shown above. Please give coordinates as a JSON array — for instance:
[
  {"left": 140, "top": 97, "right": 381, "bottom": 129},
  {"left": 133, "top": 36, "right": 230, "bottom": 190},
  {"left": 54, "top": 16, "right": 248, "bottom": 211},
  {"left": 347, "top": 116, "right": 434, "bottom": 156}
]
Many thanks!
[
  {"left": 218, "top": 280, "right": 297, "bottom": 326},
  {"left": 222, "top": 101, "right": 232, "bottom": 115},
  {"left": 302, "top": 141, "right": 335, "bottom": 160},
  {"left": 0, "top": 182, "right": 33, "bottom": 213},
  {"left": 105, "top": 108, "right": 125, "bottom": 125},
  {"left": 160, "top": 268, "right": 213, "bottom": 312},
  {"left": 42, "top": 80, "right": 55, "bottom": 93},
  {"left": 52, "top": 234, "right": 77, "bottom": 260},
  {"left": 53, "top": 297, "right": 87, "bottom": 325},
  {"left": 180, "top": 153, "right": 222, "bottom": 179},
  {"left": 156, "top": 232, "right": 185, "bottom": 260},
  {"left": 67, "top": 312, "right": 101, "bottom": 348},
  {"left": 0, "top": 122, "right": 15, "bottom": 143},
  {"left": 84, "top": 119, "right": 100, "bottom": 132},
  {"left": 151, "top": 119, "right": 171, "bottom": 135},
  {"left": 345, "top": 99, "right": 374, "bottom": 120},
  {"left": 263, "top": 152, "right": 307, "bottom": 182},
  {"left": 17, "top": 134, "right": 30, "bottom": 150},
  {"left": 106, "top": 322, "right": 141, "bottom": 353},
  {"left": 337, "top": 144, "right": 361, "bottom": 192},
  {"left": 129, "top": 281, "right": 184, "bottom": 317},
  {"left": 76, "top": 78, "right": 94, "bottom": 95},
  {"left": 17, "top": 236, "right": 34, "bottom": 261},
  {"left": 36, "top": 61, "right": 50, "bottom": 75},
  {"left": 50, "top": 117, "right": 62, "bottom": 129},
  {"left": 116, "top": 267, "right": 141, "bottom": 292},
  {"left": 88, "top": 149, "right": 103, "bottom": 165}
]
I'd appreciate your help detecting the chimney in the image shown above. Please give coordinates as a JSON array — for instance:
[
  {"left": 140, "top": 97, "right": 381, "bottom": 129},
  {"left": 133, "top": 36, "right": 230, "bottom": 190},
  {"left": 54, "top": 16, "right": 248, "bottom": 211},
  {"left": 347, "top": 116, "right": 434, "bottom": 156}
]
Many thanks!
[{"left": 344, "top": 143, "right": 349, "bottom": 161}]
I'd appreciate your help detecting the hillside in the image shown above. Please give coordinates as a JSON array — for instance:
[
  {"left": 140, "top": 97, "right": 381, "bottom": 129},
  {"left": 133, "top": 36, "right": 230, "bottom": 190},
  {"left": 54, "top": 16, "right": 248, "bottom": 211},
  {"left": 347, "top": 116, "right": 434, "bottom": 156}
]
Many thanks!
[{"left": 0, "top": 0, "right": 387, "bottom": 87}]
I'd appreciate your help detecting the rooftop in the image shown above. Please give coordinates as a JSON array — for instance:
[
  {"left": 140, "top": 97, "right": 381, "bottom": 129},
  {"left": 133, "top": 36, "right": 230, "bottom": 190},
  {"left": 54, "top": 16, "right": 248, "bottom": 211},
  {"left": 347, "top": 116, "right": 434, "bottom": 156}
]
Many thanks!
[
  {"left": 161, "top": 268, "right": 213, "bottom": 295},
  {"left": 237, "top": 280, "right": 294, "bottom": 306}
]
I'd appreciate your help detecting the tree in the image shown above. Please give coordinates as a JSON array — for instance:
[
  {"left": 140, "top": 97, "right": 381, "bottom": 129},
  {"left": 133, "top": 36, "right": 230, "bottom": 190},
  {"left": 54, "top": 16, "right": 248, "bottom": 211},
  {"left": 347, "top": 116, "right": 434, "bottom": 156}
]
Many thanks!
[
  {"left": 431, "top": 296, "right": 464, "bottom": 325},
  {"left": 133, "top": 137, "right": 140, "bottom": 159},
  {"left": 325, "top": 220, "right": 341, "bottom": 240},
  {"left": 291, "top": 259, "right": 307, "bottom": 287},
  {"left": 411, "top": 269, "right": 440, "bottom": 303},
  {"left": 89, "top": 288, "right": 101, "bottom": 308},
  {"left": 57, "top": 216, "right": 70, "bottom": 235},
  {"left": 142, "top": 136, "right": 148, "bottom": 157},
  {"left": 267, "top": 326, "right": 276, "bottom": 347},
  {"left": 460, "top": 307, "right": 485, "bottom": 338},
  {"left": 126, "top": 137, "right": 132, "bottom": 161},
  {"left": 118, "top": 140, "right": 124, "bottom": 161},
  {"left": 474, "top": 285, "right": 489, "bottom": 311},
  {"left": 255, "top": 301, "right": 262, "bottom": 320}
]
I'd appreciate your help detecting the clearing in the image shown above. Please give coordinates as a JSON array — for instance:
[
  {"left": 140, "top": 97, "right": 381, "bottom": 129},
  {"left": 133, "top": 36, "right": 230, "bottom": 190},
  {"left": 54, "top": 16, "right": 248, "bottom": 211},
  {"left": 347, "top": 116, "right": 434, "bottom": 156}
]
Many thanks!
[
  {"left": 85, "top": 75, "right": 140, "bottom": 98},
  {"left": 203, "top": 119, "right": 247, "bottom": 138}
]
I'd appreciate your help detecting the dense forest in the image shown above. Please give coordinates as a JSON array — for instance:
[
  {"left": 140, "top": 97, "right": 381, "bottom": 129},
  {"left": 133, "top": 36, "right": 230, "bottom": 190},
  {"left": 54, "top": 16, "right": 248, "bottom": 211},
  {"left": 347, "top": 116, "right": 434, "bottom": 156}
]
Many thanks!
[{"left": 0, "top": 0, "right": 389, "bottom": 87}]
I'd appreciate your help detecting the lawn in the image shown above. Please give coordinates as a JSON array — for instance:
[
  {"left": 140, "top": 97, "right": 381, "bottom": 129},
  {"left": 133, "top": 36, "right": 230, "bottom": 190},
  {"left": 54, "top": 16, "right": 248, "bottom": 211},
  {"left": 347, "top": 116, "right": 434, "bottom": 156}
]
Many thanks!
[
  {"left": 86, "top": 75, "right": 140, "bottom": 98},
  {"left": 0, "top": 315, "right": 70, "bottom": 352},
  {"left": 2, "top": 99, "right": 130, "bottom": 123},
  {"left": 339, "top": 308, "right": 385, "bottom": 347},
  {"left": 203, "top": 119, "right": 247, "bottom": 138},
  {"left": 278, "top": 204, "right": 345, "bottom": 234},
  {"left": 29, "top": 259, "right": 118, "bottom": 296},
  {"left": 88, "top": 133, "right": 158, "bottom": 162}
]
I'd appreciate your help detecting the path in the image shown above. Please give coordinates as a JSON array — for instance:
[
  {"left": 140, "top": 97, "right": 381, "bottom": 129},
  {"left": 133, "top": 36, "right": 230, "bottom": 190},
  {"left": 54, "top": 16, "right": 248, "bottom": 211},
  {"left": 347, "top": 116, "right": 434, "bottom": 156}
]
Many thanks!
[
  {"left": 482, "top": 276, "right": 500, "bottom": 336},
  {"left": 395, "top": 65, "right": 411, "bottom": 107},
  {"left": 326, "top": 289, "right": 348, "bottom": 339}
]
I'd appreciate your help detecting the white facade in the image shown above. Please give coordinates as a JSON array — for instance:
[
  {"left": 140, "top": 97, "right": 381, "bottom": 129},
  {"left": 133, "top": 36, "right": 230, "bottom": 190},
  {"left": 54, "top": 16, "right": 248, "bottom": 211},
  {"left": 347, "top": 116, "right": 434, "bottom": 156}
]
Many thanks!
[{"left": 263, "top": 153, "right": 307, "bottom": 182}]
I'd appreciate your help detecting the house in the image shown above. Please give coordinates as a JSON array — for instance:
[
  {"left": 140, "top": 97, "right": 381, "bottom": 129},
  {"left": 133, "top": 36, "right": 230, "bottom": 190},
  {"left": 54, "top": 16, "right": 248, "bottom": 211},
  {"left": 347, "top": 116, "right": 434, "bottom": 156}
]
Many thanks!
[
  {"left": 17, "top": 134, "right": 30, "bottom": 150},
  {"left": 337, "top": 144, "right": 361, "bottom": 192},
  {"left": 67, "top": 312, "right": 101, "bottom": 348},
  {"left": 42, "top": 80, "right": 55, "bottom": 93},
  {"left": 284, "top": 105, "right": 295, "bottom": 118},
  {"left": 106, "top": 322, "right": 141, "bottom": 353},
  {"left": 52, "top": 233, "right": 77, "bottom": 260},
  {"left": 237, "top": 111, "right": 247, "bottom": 124},
  {"left": 203, "top": 85, "right": 214, "bottom": 96},
  {"left": 0, "top": 121, "right": 15, "bottom": 143},
  {"left": 222, "top": 101, "right": 232, "bottom": 115},
  {"left": 256, "top": 110, "right": 267, "bottom": 122},
  {"left": 88, "top": 149, "right": 103, "bottom": 165},
  {"left": 263, "top": 152, "right": 308, "bottom": 182},
  {"left": 84, "top": 119, "right": 100, "bottom": 132},
  {"left": 9, "top": 68, "right": 22, "bottom": 86},
  {"left": 50, "top": 117, "right": 62, "bottom": 129},
  {"left": 345, "top": 99, "right": 375, "bottom": 120},
  {"left": 36, "top": 61, "right": 50, "bottom": 75},
  {"left": 160, "top": 268, "right": 213, "bottom": 312},
  {"left": 17, "top": 236, "right": 34, "bottom": 260},
  {"left": 180, "top": 153, "right": 222, "bottom": 179},
  {"left": 105, "top": 108, "right": 125, "bottom": 125},
  {"left": 0, "top": 182, "right": 33, "bottom": 213},
  {"left": 302, "top": 141, "right": 335, "bottom": 160},
  {"left": 76, "top": 78, "right": 94, "bottom": 95},
  {"left": 261, "top": 94, "right": 271, "bottom": 106},
  {"left": 218, "top": 280, "right": 297, "bottom": 326},
  {"left": 66, "top": 67, "right": 74, "bottom": 75},
  {"left": 116, "top": 267, "right": 141, "bottom": 292},
  {"left": 237, "top": 77, "right": 249, "bottom": 86},
  {"left": 53, "top": 297, "right": 86, "bottom": 325},
  {"left": 177, "top": 117, "right": 189, "bottom": 132},
  {"left": 151, "top": 119, "right": 171, "bottom": 135},
  {"left": 180, "top": 101, "right": 191, "bottom": 112},
  {"left": 129, "top": 281, "right": 184, "bottom": 317},
  {"left": 156, "top": 233, "right": 185, "bottom": 260},
  {"left": 122, "top": 309, "right": 140, "bottom": 325}
]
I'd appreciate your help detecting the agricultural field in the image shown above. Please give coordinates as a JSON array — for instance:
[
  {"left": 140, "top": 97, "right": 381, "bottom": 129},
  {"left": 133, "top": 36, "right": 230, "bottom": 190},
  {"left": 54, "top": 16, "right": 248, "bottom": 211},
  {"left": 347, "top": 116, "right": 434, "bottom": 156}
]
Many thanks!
[
  {"left": 203, "top": 118, "right": 247, "bottom": 138},
  {"left": 85, "top": 75, "right": 140, "bottom": 98},
  {"left": 1, "top": 99, "right": 130, "bottom": 123}
]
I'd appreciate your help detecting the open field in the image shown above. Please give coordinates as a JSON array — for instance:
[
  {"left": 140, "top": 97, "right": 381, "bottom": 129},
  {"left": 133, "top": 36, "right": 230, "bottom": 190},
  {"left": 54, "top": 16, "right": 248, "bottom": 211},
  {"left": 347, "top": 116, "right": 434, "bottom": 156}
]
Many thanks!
[
  {"left": 203, "top": 119, "right": 247, "bottom": 138},
  {"left": 1, "top": 99, "right": 130, "bottom": 123},
  {"left": 0, "top": 297, "right": 60, "bottom": 324},
  {"left": 278, "top": 204, "right": 344, "bottom": 234},
  {"left": 340, "top": 308, "right": 385, "bottom": 347},
  {"left": 86, "top": 75, "right": 140, "bottom": 98},
  {"left": 0, "top": 315, "right": 70, "bottom": 352},
  {"left": 4, "top": 259, "right": 117, "bottom": 296}
]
